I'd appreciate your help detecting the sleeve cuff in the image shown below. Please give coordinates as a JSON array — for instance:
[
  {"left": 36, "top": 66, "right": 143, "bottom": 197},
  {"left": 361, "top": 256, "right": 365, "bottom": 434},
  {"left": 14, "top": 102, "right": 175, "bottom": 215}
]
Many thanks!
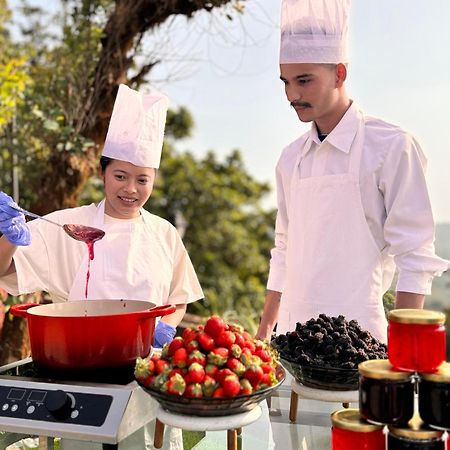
[
  {"left": 396, "top": 270, "right": 435, "bottom": 295},
  {"left": 267, "top": 268, "right": 285, "bottom": 293}
]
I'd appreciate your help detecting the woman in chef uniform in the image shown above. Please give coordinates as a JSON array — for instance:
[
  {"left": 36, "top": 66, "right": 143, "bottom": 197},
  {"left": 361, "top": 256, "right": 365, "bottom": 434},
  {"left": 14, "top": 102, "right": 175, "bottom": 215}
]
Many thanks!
[{"left": 0, "top": 84, "right": 201, "bottom": 449}]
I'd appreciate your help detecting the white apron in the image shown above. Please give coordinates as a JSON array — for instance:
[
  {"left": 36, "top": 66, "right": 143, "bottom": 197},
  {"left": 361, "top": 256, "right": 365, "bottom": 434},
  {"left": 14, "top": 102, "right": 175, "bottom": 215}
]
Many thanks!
[
  {"left": 68, "top": 200, "right": 169, "bottom": 303},
  {"left": 277, "top": 113, "right": 389, "bottom": 342}
]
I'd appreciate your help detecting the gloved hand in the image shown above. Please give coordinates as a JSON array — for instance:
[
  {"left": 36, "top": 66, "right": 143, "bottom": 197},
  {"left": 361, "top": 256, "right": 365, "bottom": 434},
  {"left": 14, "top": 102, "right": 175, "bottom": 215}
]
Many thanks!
[
  {"left": 0, "top": 192, "right": 31, "bottom": 246},
  {"left": 153, "top": 321, "right": 177, "bottom": 348}
]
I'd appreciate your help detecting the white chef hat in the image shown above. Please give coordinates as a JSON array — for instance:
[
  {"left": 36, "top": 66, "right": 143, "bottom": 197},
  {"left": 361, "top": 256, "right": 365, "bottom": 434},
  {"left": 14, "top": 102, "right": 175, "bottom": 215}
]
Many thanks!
[
  {"left": 102, "top": 84, "right": 169, "bottom": 169},
  {"left": 280, "top": 0, "right": 351, "bottom": 64}
]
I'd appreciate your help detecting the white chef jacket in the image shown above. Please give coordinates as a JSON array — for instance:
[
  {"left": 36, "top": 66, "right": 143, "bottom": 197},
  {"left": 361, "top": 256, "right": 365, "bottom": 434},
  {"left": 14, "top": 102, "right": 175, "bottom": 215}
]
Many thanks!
[
  {"left": 267, "top": 102, "right": 448, "bottom": 296},
  {"left": 0, "top": 202, "right": 203, "bottom": 305}
]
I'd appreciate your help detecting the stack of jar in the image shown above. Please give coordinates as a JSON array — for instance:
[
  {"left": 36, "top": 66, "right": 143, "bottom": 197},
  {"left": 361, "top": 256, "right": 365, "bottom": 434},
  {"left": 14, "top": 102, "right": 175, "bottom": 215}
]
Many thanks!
[{"left": 331, "top": 309, "right": 449, "bottom": 450}]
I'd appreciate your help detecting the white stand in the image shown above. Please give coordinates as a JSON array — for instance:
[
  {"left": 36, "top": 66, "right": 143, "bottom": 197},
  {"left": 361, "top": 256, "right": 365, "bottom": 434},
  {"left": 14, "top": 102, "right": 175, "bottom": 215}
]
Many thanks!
[
  {"left": 289, "top": 378, "right": 359, "bottom": 423},
  {"left": 154, "top": 405, "right": 262, "bottom": 450}
]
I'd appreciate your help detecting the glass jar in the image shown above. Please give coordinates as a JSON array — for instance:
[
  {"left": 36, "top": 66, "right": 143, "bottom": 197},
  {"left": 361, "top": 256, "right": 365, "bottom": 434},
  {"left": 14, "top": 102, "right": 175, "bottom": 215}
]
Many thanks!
[
  {"left": 388, "top": 422, "right": 444, "bottom": 449},
  {"left": 388, "top": 309, "right": 446, "bottom": 372},
  {"left": 359, "top": 359, "right": 415, "bottom": 426},
  {"left": 419, "top": 362, "right": 450, "bottom": 430},
  {"left": 331, "top": 408, "right": 385, "bottom": 450}
]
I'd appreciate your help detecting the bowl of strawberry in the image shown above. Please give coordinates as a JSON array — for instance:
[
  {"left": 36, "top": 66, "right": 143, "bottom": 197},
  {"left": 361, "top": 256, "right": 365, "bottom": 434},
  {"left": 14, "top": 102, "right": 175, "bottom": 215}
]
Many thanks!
[{"left": 134, "top": 316, "right": 285, "bottom": 417}]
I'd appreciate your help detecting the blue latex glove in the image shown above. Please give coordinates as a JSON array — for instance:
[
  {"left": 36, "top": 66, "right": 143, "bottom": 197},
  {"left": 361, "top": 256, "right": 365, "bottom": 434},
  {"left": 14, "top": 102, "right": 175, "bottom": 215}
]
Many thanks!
[
  {"left": 0, "top": 192, "right": 31, "bottom": 246},
  {"left": 153, "top": 321, "right": 177, "bottom": 348}
]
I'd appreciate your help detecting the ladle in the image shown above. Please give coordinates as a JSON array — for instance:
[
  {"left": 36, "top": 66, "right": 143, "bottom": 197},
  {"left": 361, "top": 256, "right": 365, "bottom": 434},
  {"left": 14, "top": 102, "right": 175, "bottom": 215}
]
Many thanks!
[{"left": 10, "top": 206, "right": 105, "bottom": 243}]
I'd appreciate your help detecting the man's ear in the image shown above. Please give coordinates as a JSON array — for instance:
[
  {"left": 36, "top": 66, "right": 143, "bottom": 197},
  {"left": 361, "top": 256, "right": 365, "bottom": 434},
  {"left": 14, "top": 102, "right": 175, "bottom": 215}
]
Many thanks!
[{"left": 336, "top": 63, "right": 347, "bottom": 87}]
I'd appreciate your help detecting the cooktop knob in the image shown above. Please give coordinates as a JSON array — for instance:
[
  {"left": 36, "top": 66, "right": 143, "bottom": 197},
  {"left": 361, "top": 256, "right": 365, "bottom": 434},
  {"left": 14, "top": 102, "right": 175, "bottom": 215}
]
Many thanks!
[{"left": 45, "top": 390, "right": 72, "bottom": 420}]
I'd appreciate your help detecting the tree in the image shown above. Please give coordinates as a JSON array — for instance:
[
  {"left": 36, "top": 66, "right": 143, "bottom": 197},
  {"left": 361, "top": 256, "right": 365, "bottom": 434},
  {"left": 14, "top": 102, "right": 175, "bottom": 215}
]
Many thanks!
[{"left": 2, "top": 0, "right": 245, "bottom": 214}]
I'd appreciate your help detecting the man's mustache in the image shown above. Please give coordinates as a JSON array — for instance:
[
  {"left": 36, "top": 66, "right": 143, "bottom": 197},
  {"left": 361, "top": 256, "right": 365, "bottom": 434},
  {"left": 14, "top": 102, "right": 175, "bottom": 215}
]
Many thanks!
[{"left": 291, "top": 101, "right": 312, "bottom": 109}]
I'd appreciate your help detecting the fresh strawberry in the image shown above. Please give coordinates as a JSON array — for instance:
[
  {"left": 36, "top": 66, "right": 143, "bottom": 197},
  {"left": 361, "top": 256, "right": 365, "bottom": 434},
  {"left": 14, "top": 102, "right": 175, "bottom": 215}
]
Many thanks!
[
  {"left": 182, "top": 327, "right": 197, "bottom": 343},
  {"left": 261, "top": 363, "right": 276, "bottom": 374},
  {"left": 185, "top": 339, "right": 200, "bottom": 354},
  {"left": 239, "top": 378, "right": 253, "bottom": 395},
  {"left": 222, "top": 374, "right": 241, "bottom": 398},
  {"left": 243, "top": 364, "right": 264, "bottom": 388},
  {"left": 152, "top": 372, "right": 169, "bottom": 390},
  {"left": 242, "top": 331, "right": 253, "bottom": 342},
  {"left": 150, "top": 353, "right": 161, "bottom": 363},
  {"left": 168, "top": 367, "right": 184, "bottom": 378},
  {"left": 258, "top": 372, "right": 277, "bottom": 389},
  {"left": 155, "top": 358, "right": 171, "bottom": 375},
  {"left": 197, "top": 332, "right": 215, "bottom": 352},
  {"left": 212, "top": 387, "right": 225, "bottom": 398},
  {"left": 204, "top": 315, "right": 226, "bottom": 338},
  {"left": 204, "top": 364, "right": 219, "bottom": 378},
  {"left": 187, "top": 350, "right": 206, "bottom": 367},
  {"left": 233, "top": 333, "right": 246, "bottom": 349},
  {"left": 166, "top": 373, "right": 186, "bottom": 396},
  {"left": 134, "top": 357, "right": 155, "bottom": 380},
  {"left": 215, "top": 330, "right": 236, "bottom": 348},
  {"left": 226, "top": 358, "right": 245, "bottom": 377},
  {"left": 255, "top": 348, "right": 272, "bottom": 363},
  {"left": 229, "top": 323, "right": 244, "bottom": 334},
  {"left": 207, "top": 347, "right": 229, "bottom": 366},
  {"left": 215, "top": 368, "right": 235, "bottom": 386},
  {"left": 240, "top": 350, "right": 255, "bottom": 367},
  {"left": 185, "top": 383, "right": 203, "bottom": 398},
  {"left": 160, "top": 343, "right": 170, "bottom": 359},
  {"left": 243, "top": 340, "right": 256, "bottom": 353},
  {"left": 188, "top": 362, "right": 205, "bottom": 384},
  {"left": 168, "top": 337, "right": 185, "bottom": 356},
  {"left": 202, "top": 375, "right": 218, "bottom": 397},
  {"left": 230, "top": 343, "right": 242, "bottom": 359},
  {"left": 172, "top": 347, "right": 188, "bottom": 368}
]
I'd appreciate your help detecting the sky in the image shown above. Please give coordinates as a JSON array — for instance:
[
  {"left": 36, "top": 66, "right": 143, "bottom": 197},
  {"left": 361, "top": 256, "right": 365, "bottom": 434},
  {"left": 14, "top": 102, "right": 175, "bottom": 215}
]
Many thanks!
[{"left": 8, "top": 0, "right": 450, "bottom": 222}]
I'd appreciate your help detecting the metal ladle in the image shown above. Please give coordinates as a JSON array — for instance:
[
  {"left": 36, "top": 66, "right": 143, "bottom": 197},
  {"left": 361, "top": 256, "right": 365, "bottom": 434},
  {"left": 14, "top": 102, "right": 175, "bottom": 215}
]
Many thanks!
[{"left": 11, "top": 206, "right": 105, "bottom": 243}]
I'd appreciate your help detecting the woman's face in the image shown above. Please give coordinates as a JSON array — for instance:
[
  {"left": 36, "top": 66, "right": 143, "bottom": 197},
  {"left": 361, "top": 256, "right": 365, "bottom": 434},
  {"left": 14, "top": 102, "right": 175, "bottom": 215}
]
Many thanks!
[{"left": 102, "top": 159, "right": 156, "bottom": 219}]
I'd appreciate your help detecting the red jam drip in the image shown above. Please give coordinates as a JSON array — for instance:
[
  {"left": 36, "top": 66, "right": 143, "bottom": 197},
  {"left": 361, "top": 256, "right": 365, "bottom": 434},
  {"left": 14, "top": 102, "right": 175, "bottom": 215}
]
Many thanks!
[{"left": 84, "top": 240, "right": 95, "bottom": 299}]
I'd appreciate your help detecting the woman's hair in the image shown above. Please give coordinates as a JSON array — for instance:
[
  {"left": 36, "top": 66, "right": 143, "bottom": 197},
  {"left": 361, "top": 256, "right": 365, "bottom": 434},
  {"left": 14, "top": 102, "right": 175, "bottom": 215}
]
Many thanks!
[{"left": 100, "top": 156, "right": 113, "bottom": 172}]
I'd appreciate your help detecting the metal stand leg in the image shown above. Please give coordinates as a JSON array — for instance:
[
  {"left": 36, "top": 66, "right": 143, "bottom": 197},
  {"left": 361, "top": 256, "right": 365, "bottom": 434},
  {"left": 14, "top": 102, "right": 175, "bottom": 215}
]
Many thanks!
[
  {"left": 102, "top": 445, "right": 118, "bottom": 450},
  {"left": 227, "top": 429, "right": 237, "bottom": 450},
  {"left": 289, "top": 390, "right": 298, "bottom": 423},
  {"left": 154, "top": 418, "right": 165, "bottom": 449}
]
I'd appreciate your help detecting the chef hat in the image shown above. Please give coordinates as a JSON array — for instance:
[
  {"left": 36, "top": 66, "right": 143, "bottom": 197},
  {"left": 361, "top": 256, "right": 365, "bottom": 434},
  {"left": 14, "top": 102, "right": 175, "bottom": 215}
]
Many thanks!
[
  {"left": 280, "top": 0, "right": 351, "bottom": 64},
  {"left": 102, "top": 84, "right": 169, "bottom": 169}
]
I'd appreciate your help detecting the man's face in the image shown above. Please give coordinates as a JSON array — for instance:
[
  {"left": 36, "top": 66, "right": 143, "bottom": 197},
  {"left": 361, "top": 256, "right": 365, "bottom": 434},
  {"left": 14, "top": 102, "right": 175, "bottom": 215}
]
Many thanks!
[
  {"left": 102, "top": 159, "right": 156, "bottom": 219},
  {"left": 280, "top": 63, "right": 340, "bottom": 125}
]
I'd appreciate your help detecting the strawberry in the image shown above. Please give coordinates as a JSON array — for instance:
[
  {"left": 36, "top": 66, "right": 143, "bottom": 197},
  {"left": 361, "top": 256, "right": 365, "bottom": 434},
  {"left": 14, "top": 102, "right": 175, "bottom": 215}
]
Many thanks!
[
  {"left": 134, "top": 357, "right": 155, "bottom": 381},
  {"left": 215, "top": 368, "right": 235, "bottom": 386},
  {"left": 222, "top": 374, "right": 241, "bottom": 398},
  {"left": 185, "top": 383, "right": 203, "bottom": 398},
  {"left": 168, "top": 337, "right": 185, "bottom": 356},
  {"left": 172, "top": 347, "right": 188, "bottom": 368},
  {"left": 188, "top": 362, "right": 205, "bottom": 384},
  {"left": 243, "top": 364, "right": 264, "bottom": 388},
  {"left": 197, "top": 332, "right": 215, "bottom": 352},
  {"left": 239, "top": 378, "right": 253, "bottom": 395},
  {"left": 166, "top": 373, "right": 186, "bottom": 396},
  {"left": 202, "top": 375, "right": 218, "bottom": 397},
  {"left": 255, "top": 348, "right": 272, "bottom": 363},
  {"left": 182, "top": 327, "right": 197, "bottom": 343},
  {"left": 168, "top": 367, "right": 184, "bottom": 378},
  {"left": 243, "top": 340, "right": 256, "bottom": 353},
  {"left": 215, "top": 330, "right": 236, "bottom": 349},
  {"left": 155, "top": 358, "right": 171, "bottom": 375},
  {"left": 261, "top": 363, "right": 276, "bottom": 374},
  {"left": 152, "top": 372, "right": 169, "bottom": 390},
  {"left": 226, "top": 358, "right": 245, "bottom": 377},
  {"left": 212, "top": 387, "right": 225, "bottom": 398},
  {"left": 229, "top": 323, "right": 244, "bottom": 334},
  {"left": 233, "top": 333, "right": 246, "bottom": 349},
  {"left": 204, "top": 363, "right": 219, "bottom": 378},
  {"left": 204, "top": 315, "right": 226, "bottom": 338},
  {"left": 187, "top": 350, "right": 206, "bottom": 367},
  {"left": 240, "top": 350, "right": 254, "bottom": 367},
  {"left": 230, "top": 343, "right": 242, "bottom": 359},
  {"left": 258, "top": 372, "right": 277, "bottom": 389},
  {"left": 207, "top": 347, "right": 229, "bottom": 366},
  {"left": 185, "top": 339, "right": 200, "bottom": 354}
]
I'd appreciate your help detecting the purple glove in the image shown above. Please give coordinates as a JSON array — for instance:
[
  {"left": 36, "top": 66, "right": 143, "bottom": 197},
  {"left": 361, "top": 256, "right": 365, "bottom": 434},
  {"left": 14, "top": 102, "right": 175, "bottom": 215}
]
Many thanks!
[
  {"left": 153, "top": 321, "right": 177, "bottom": 348},
  {"left": 0, "top": 192, "right": 31, "bottom": 246}
]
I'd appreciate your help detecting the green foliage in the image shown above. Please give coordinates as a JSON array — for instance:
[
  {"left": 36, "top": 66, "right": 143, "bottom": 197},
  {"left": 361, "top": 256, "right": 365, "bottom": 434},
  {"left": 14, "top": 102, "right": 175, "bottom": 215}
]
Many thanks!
[{"left": 383, "top": 290, "right": 396, "bottom": 318}]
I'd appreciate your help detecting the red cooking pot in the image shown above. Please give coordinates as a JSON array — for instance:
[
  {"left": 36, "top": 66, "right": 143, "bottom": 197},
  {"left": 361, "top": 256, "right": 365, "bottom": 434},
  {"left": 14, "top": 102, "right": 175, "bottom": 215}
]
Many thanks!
[{"left": 10, "top": 300, "right": 176, "bottom": 371}]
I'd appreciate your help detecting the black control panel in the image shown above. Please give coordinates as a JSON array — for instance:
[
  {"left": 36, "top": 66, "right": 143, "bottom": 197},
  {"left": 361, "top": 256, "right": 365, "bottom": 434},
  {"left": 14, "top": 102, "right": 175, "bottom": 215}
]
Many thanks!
[{"left": 0, "top": 385, "right": 113, "bottom": 426}]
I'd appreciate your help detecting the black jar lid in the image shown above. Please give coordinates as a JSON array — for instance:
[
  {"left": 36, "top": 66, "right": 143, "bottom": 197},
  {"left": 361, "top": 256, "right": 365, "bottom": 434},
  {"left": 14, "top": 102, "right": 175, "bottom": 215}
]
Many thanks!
[
  {"left": 420, "top": 362, "right": 450, "bottom": 382},
  {"left": 389, "top": 416, "right": 443, "bottom": 440},
  {"left": 331, "top": 409, "right": 384, "bottom": 433},
  {"left": 388, "top": 309, "right": 445, "bottom": 325},
  {"left": 359, "top": 359, "right": 412, "bottom": 380}
]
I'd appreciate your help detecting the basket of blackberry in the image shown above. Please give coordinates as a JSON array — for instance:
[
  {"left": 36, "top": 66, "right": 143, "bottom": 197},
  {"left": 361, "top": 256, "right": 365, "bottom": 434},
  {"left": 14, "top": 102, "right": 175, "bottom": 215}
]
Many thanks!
[{"left": 271, "top": 314, "right": 387, "bottom": 391}]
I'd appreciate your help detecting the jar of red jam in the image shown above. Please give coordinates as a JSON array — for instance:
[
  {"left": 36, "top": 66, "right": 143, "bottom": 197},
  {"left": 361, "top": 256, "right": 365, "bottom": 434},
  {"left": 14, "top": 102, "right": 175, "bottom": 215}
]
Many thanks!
[
  {"left": 388, "top": 422, "right": 444, "bottom": 449},
  {"left": 331, "top": 409, "right": 385, "bottom": 450},
  {"left": 359, "top": 359, "right": 415, "bottom": 426},
  {"left": 388, "top": 309, "right": 446, "bottom": 372},
  {"left": 419, "top": 362, "right": 450, "bottom": 430}
]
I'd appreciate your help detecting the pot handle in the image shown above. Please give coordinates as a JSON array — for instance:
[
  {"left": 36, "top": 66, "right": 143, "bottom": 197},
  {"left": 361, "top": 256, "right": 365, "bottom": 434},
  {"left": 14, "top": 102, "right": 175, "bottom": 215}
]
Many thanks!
[
  {"left": 138, "top": 304, "right": 177, "bottom": 320},
  {"left": 9, "top": 303, "right": 40, "bottom": 318}
]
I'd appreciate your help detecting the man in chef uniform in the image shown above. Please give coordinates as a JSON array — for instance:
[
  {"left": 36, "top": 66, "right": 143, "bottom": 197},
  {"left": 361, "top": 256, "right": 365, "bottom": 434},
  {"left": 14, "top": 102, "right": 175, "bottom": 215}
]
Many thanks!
[
  {"left": 256, "top": 0, "right": 448, "bottom": 343},
  {"left": 0, "top": 84, "right": 202, "bottom": 449}
]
